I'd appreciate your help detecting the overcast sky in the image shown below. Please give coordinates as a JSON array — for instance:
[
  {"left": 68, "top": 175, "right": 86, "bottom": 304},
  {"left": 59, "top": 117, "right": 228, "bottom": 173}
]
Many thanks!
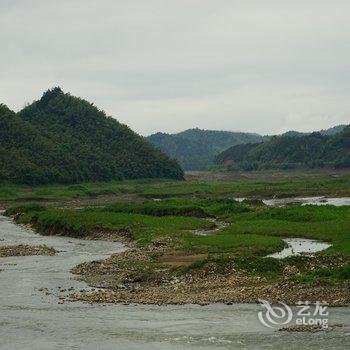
[{"left": 1, "top": 0, "right": 349, "bottom": 136}]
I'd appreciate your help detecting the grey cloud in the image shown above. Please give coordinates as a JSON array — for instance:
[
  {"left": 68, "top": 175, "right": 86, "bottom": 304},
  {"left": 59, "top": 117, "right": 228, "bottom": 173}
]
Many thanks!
[{"left": 0, "top": 0, "right": 349, "bottom": 136}]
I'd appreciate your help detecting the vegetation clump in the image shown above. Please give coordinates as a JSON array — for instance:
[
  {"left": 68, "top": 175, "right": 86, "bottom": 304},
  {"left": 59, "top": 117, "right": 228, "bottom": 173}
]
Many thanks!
[{"left": 104, "top": 198, "right": 250, "bottom": 218}]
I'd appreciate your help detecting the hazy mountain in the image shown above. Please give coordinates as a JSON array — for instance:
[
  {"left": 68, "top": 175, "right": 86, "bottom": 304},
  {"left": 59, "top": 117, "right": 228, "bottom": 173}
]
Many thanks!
[
  {"left": 318, "top": 124, "right": 347, "bottom": 136},
  {"left": 0, "top": 88, "right": 183, "bottom": 184},
  {"left": 215, "top": 125, "right": 350, "bottom": 171},
  {"left": 147, "top": 128, "right": 263, "bottom": 170},
  {"left": 279, "top": 124, "right": 347, "bottom": 138},
  {"left": 148, "top": 125, "right": 346, "bottom": 171}
]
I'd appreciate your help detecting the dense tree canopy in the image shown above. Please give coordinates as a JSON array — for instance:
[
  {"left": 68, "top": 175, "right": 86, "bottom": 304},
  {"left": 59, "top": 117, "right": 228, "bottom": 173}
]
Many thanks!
[
  {"left": 0, "top": 88, "right": 183, "bottom": 184},
  {"left": 147, "top": 128, "right": 263, "bottom": 170},
  {"left": 215, "top": 126, "right": 350, "bottom": 171}
]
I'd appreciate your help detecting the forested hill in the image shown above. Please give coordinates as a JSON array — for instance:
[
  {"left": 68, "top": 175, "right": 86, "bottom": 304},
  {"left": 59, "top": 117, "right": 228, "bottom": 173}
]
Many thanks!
[
  {"left": 0, "top": 88, "right": 183, "bottom": 184},
  {"left": 280, "top": 124, "right": 346, "bottom": 138},
  {"left": 215, "top": 125, "right": 350, "bottom": 171},
  {"left": 147, "top": 128, "right": 263, "bottom": 170}
]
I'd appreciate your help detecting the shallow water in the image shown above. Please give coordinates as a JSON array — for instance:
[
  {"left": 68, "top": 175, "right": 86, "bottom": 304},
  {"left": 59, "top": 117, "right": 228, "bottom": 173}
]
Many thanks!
[
  {"left": 267, "top": 238, "right": 332, "bottom": 259},
  {"left": 233, "top": 196, "right": 350, "bottom": 207},
  {"left": 263, "top": 197, "right": 350, "bottom": 207},
  {"left": 0, "top": 215, "right": 349, "bottom": 349},
  {"left": 194, "top": 219, "right": 229, "bottom": 236}
]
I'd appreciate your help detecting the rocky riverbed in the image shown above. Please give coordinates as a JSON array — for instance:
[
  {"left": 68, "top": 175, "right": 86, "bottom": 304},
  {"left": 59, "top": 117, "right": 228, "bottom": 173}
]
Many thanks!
[
  {"left": 0, "top": 244, "right": 57, "bottom": 257},
  {"left": 70, "top": 242, "right": 350, "bottom": 306}
]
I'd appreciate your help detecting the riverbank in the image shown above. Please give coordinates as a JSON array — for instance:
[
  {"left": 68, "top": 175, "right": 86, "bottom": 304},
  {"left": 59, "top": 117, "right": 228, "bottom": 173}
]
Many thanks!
[
  {"left": 6, "top": 211, "right": 350, "bottom": 306},
  {"left": 4, "top": 185, "right": 350, "bottom": 307}
]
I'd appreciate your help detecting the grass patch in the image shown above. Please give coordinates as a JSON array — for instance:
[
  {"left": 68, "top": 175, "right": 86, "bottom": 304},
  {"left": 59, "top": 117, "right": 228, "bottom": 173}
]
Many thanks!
[
  {"left": 1, "top": 173, "right": 350, "bottom": 203},
  {"left": 246, "top": 205, "right": 350, "bottom": 222},
  {"left": 13, "top": 206, "right": 214, "bottom": 244},
  {"left": 184, "top": 232, "right": 285, "bottom": 256},
  {"left": 5, "top": 203, "right": 46, "bottom": 216},
  {"left": 296, "top": 265, "right": 350, "bottom": 283},
  {"left": 221, "top": 205, "right": 350, "bottom": 255},
  {"left": 6, "top": 199, "right": 350, "bottom": 257},
  {"left": 104, "top": 198, "right": 250, "bottom": 218},
  {"left": 138, "top": 174, "right": 350, "bottom": 199}
]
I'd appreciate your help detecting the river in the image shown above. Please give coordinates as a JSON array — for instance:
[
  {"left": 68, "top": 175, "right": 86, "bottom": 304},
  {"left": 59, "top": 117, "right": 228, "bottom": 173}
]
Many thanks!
[{"left": 0, "top": 215, "right": 349, "bottom": 349}]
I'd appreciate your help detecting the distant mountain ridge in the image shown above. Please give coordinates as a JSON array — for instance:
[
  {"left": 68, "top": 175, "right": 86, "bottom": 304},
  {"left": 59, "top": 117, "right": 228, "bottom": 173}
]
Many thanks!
[
  {"left": 280, "top": 124, "right": 347, "bottom": 138},
  {"left": 147, "top": 128, "right": 264, "bottom": 170},
  {"left": 2, "top": 89, "right": 346, "bottom": 180},
  {"left": 147, "top": 125, "right": 346, "bottom": 171},
  {"left": 215, "top": 125, "right": 350, "bottom": 171},
  {"left": 0, "top": 88, "right": 183, "bottom": 184}
]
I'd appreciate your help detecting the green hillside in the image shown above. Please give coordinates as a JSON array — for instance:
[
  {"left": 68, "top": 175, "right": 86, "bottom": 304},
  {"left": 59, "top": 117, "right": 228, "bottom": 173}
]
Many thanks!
[
  {"left": 147, "top": 128, "right": 263, "bottom": 170},
  {"left": 321, "top": 125, "right": 350, "bottom": 167},
  {"left": 0, "top": 103, "right": 63, "bottom": 184},
  {"left": 281, "top": 124, "right": 346, "bottom": 137},
  {"left": 215, "top": 126, "right": 350, "bottom": 171},
  {"left": 0, "top": 88, "right": 183, "bottom": 184}
]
